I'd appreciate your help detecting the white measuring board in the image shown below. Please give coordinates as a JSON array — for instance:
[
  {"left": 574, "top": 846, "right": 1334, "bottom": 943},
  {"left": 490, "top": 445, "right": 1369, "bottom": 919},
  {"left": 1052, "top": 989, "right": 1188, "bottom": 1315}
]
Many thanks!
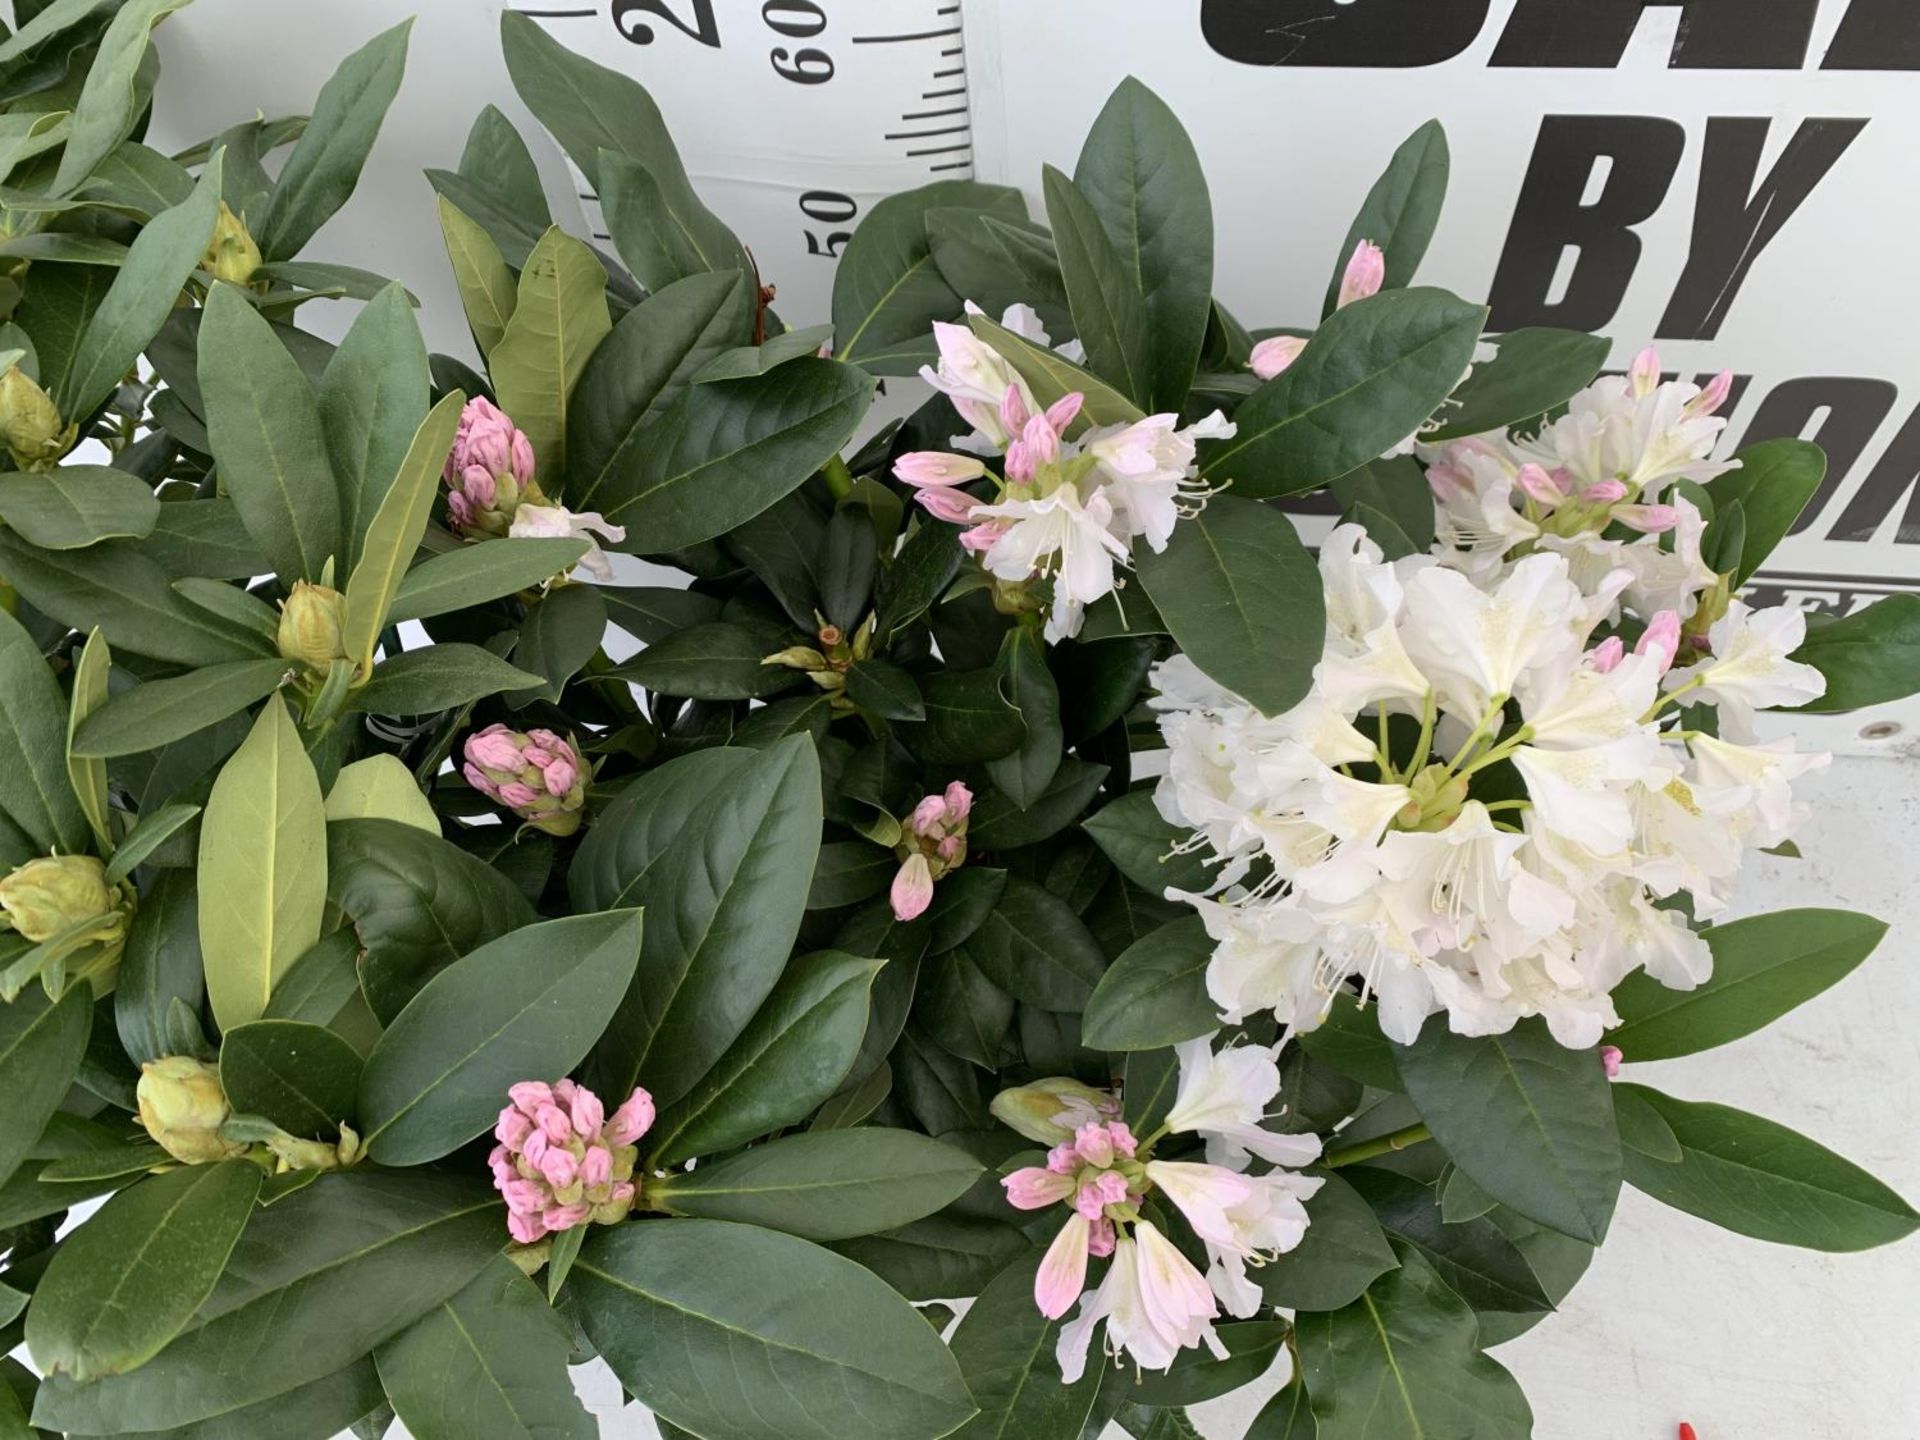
[{"left": 505, "top": 1, "right": 976, "bottom": 327}]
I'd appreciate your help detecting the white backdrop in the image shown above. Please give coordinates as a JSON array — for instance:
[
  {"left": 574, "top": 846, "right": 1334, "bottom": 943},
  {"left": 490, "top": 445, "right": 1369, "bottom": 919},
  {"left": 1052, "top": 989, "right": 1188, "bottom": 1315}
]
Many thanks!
[{"left": 127, "top": 2, "right": 1920, "bottom": 1435}]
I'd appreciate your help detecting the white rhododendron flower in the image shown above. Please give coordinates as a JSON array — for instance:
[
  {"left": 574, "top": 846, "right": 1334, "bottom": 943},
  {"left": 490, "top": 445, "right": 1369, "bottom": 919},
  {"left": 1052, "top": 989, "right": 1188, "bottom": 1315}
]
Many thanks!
[{"left": 1149, "top": 355, "right": 1829, "bottom": 1048}]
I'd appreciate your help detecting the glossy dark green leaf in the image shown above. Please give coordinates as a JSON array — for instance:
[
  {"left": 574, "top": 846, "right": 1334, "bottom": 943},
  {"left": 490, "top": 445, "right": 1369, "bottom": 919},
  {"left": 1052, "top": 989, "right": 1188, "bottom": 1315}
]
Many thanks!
[
  {"left": 890, "top": 1023, "right": 990, "bottom": 1134},
  {"left": 832, "top": 1212, "right": 1027, "bottom": 1302},
  {"left": 959, "top": 308, "right": 1143, "bottom": 433},
  {"left": 597, "top": 149, "right": 744, "bottom": 292},
  {"left": 1706, "top": 438, "right": 1825, "bottom": 585},
  {"left": 1129, "top": 1321, "right": 1288, "bottom": 1407},
  {"left": 386, "top": 539, "right": 589, "bottom": 623},
  {"left": 1081, "top": 914, "right": 1215, "bottom": 1051},
  {"left": 1296, "top": 1240, "right": 1531, "bottom": 1440},
  {"left": 925, "top": 207, "right": 1070, "bottom": 340},
  {"left": 319, "top": 280, "right": 430, "bottom": 570},
  {"left": 375, "top": 1256, "right": 593, "bottom": 1440},
  {"left": 584, "top": 738, "right": 820, "bottom": 1106},
  {"left": 608, "top": 621, "right": 793, "bottom": 700},
  {"left": 972, "top": 758, "right": 1111, "bottom": 855},
  {"left": 1042, "top": 164, "right": 1150, "bottom": 405},
  {"left": 1248, "top": 1378, "right": 1317, "bottom": 1440},
  {"left": 346, "top": 643, "right": 545, "bottom": 715},
  {"left": 984, "top": 625, "right": 1063, "bottom": 810},
  {"left": 958, "top": 876, "right": 1105, "bottom": 1012},
  {"left": 573, "top": 1219, "right": 976, "bottom": 1440},
  {"left": 1791, "top": 593, "right": 1920, "bottom": 713},
  {"left": 1135, "top": 493, "right": 1326, "bottom": 717},
  {"left": 0, "top": 987, "right": 91, "bottom": 1190},
  {"left": 0, "top": 467, "right": 158, "bottom": 549},
  {"left": 30, "top": 1172, "right": 499, "bottom": 1435},
  {"left": 1617, "top": 1083, "right": 1919, "bottom": 1252},
  {"left": 1609, "top": 908, "right": 1885, "bottom": 1062},
  {"left": 1124, "top": 1046, "right": 1180, "bottom": 1135},
  {"left": 648, "top": 951, "right": 880, "bottom": 1164},
  {"left": 1257, "top": 1171, "right": 1399, "bottom": 1313},
  {"left": 1427, "top": 327, "right": 1610, "bottom": 441},
  {"left": 906, "top": 664, "right": 1027, "bottom": 766},
  {"left": 696, "top": 324, "right": 836, "bottom": 383},
  {"left": 199, "top": 281, "right": 339, "bottom": 582},
  {"left": 220, "top": 1019, "right": 362, "bottom": 1140},
  {"left": 916, "top": 948, "right": 1014, "bottom": 1068},
  {"left": 1343, "top": 1166, "right": 1553, "bottom": 1316},
  {"left": 1328, "top": 454, "right": 1437, "bottom": 557},
  {"left": 1296, "top": 996, "right": 1404, "bottom": 1091},
  {"left": 808, "top": 842, "right": 894, "bottom": 911},
  {"left": 113, "top": 870, "right": 203, "bottom": 1067},
  {"left": 651, "top": 1128, "right": 981, "bottom": 1241},
  {"left": 845, "top": 658, "right": 925, "bottom": 721},
  {"left": 946, "top": 1248, "right": 1103, "bottom": 1440},
  {"left": 1203, "top": 289, "right": 1486, "bottom": 497},
  {"left": 328, "top": 818, "right": 535, "bottom": 1023},
  {"left": 358, "top": 909, "right": 642, "bottom": 1165},
  {"left": 257, "top": 21, "right": 411, "bottom": 259},
  {"left": 26, "top": 1162, "right": 261, "bottom": 1383},
  {"left": 1322, "top": 120, "right": 1449, "bottom": 316},
  {"left": 0, "top": 605, "right": 90, "bottom": 854},
  {"left": 1074, "top": 77, "right": 1212, "bottom": 411},
  {"left": 876, "top": 519, "right": 965, "bottom": 641},
  {"left": 512, "top": 583, "right": 606, "bottom": 705},
  {"left": 1395, "top": 1018, "right": 1621, "bottom": 1243},
  {"left": 71, "top": 658, "right": 287, "bottom": 758},
  {"left": 1080, "top": 789, "right": 1213, "bottom": 898}
]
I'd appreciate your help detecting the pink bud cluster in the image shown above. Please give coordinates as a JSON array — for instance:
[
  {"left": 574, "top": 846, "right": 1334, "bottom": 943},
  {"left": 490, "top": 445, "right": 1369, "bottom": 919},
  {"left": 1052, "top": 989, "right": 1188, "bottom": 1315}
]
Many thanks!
[
  {"left": 463, "top": 724, "right": 588, "bottom": 837},
  {"left": 490, "top": 1078, "right": 653, "bottom": 1244},
  {"left": 444, "top": 397, "right": 543, "bottom": 536},
  {"left": 1003, "top": 1120, "right": 1143, "bottom": 1317},
  {"left": 1248, "top": 240, "right": 1386, "bottom": 381},
  {"left": 1589, "top": 609, "right": 1683, "bottom": 678},
  {"left": 895, "top": 389, "right": 1086, "bottom": 557},
  {"left": 890, "top": 781, "right": 973, "bottom": 921}
]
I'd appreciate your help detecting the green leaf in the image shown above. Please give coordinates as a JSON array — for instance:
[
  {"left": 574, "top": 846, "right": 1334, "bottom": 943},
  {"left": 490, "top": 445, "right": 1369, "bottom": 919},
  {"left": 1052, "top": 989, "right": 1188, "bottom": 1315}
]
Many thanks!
[
  {"left": 1081, "top": 914, "right": 1215, "bottom": 1051},
  {"left": 984, "top": 625, "right": 1063, "bottom": 810},
  {"left": 263, "top": 929, "right": 364, "bottom": 1033},
  {"left": 341, "top": 390, "right": 463, "bottom": 671},
  {"left": 196, "top": 695, "right": 327, "bottom": 1031},
  {"left": 103, "top": 801, "right": 201, "bottom": 885},
  {"left": 169, "top": 577, "right": 280, "bottom": 648},
  {"left": 832, "top": 180, "right": 1022, "bottom": 375},
  {"left": 569, "top": 747, "right": 752, "bottom": 910},
  {"left": 257, "top": 21, "right": 412, "bottom": 261},
  {"left": 1608, "top": 908, "right": 1886, "bottom": 1062},
  {"left": 328, "top": 817, "right": 536, "bottom": 1022},
  {"left": 1704, "top": 438, "right": 1825, "bottom": 585},
  {"left": 1427, "top": 327, "right": 1610, "bottom": 441},
  {"left": 346, "top": 643, "right": 545, "bottom": 716},
  {"left": 1042, "top": 164, "right": 1151, "bottom": 404},
  {"left": 1081, "top": 789, "right": 1213, "bottom": 898},
  {"left": 1394, "top": 1018, "right": 1621, "bottom": 1244},
  {"left": 0, "top": 987, "right": 92, "bottom": 1190},
  {"left": 0, "top": 0, "right": 116, "bottom": 63},
  {"left": 1323, "top": 120, "right": 1450, "bottom": 316},
  {"left": 1073, "top": 78, "right": 1213, "bottom": 411},
  {"left": 386, "top": 537, "right": 588, "bottom": 623},
  {"left": 1342, "top": 1166, "right": 1553, "bottom": 1317},
  {"left": 459, "top": 104, "right": 548, "bottom": 224},
  {"left": 1616, "top": 1084, "right": 1919, "bottom": 1251},
  {"left": 0, "top": 606, "right": 89, "bottom": 854},
  {"left": 1329, "top": 455, "right": 1435, "bottom": 558},
  {"left": 51, "top": 0, "right": 184, "bottom": 197},
  {"left": 696, "top": 324, "right": 836, "bottom": 384},
  {"left": 358, "top": 909, "right": 642, "bottom": 1165},
  {"left": 597, "top": 152, "right": 737, "bottom": 293},
  {"left": 1129, "top": 1321, "right": 1289, "bottom": 1407},
  {"left": 199, "top": 281, "right": 340, "bottom": 582},
  {"left": 1258, "top": 1171, "right": 1400, "bottom": 1313},
  {"left": 573, "top": 1219, "right": 976, "bottom": 1440},
  {"left": 1249, "top": 1379, "right": 1317, "bottom": 1440},
  {"left": 592, "top": 359, "right": 874, "bottom": 552},
  {"left": 490, "top": 226, "right": 611, "bottom": 479},
  {"left": 323, "top": 754, "right": 438, "bottom": 833},
  {"left": 1203, "top": 289, "right": 1487, "bottom": 497},
  {"left": 965, "top": 309, "right": 1145, "bottom": 432},
  {"left": 1295, "top": 1240, "right": 1532, "bottom": 1440},
  {"left": 809, "top": 842, "right": 894, "bottom": 911},
  {"left": 585, "top": 737, "right": 822, "bottom": 1107},
  {"left": 1790, "top": 593, "right": 1920, "bottom": 713},
  {"left": 320, "top": 281, "right": 431, "bottom": 571},
  {"left": 651, "top": 1128, "right": 980, "bottom": 1241},
  {"left": 71, "top": 657, "right": 288, "bottom": 759},
  {"left": 0, "top": 467, "right": 157, "bottom": 549},
  {"left": 65, "top": 629, "right": 110, "bottom": 853},
  {"left": 25, "top": 1162, "right": 260, "bottom": 1383},
  {"left": 608, "top": 621, "right": 793, "bottom": 700},
  {"left": 58, "top": 154, "right": 220, "bottom": 421},
  {"left": 957, "top": 875, "right": 1105, "bottom": 1012},
  {"left": 906, "top": 664, "right": 1026, "bottom": 766},
  {"left": 29, "top": 1172, "right": 500, "bottom": 1435},
  {"left": 375, "top": 1256, "right": 594, "bottom": 1440},
  {"left": 437, "top": 194, "right": 517, "bottom": 358},
  {"left": 565, "top": 268, "right": 752, "bottom": 515},
  {"left": 649, "top": 951, "right": 881, "bottom": 1165},
  {"left": 876, "top": 518, "right": 964, "bottom": 640},
  {"left": 945, "top": 1249, "right": 1104, "bottom": 1440},
  {"left": 1135, "top": 493, "right": 1326, "bottom": 717},
  {"left": 220, "top": 1019, "right": 362, "bottom": 1139},
  {"left": 112, "top": 870, "right": 201, "bottom": 1065}
]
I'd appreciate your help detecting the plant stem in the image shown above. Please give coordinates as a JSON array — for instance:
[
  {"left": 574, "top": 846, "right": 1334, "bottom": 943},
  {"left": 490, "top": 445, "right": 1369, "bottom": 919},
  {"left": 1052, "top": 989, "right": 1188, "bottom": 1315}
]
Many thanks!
[
  {"left": 1323, "top": 1122, "right": 1432, "bottom": 1169},
  {"left": 823, "top": 454, "right": 855, "bottom": 501}
]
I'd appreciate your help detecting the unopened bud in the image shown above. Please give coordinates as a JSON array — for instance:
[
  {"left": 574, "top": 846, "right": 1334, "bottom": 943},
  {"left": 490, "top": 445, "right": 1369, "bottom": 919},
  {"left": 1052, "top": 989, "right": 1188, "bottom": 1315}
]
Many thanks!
[
  {"left": 0, "top": 855, "right": 112, "bottom": 942},
  {"left": 1337, "top": 241, "right": 1386, "bottom": 308},
  {"left": 276, "top": 581, "right": 349, "bottom": 672},
  {"left": 137, "top": 1057, "right": 246, "bottom": 1164},
  {"left": 204, "top": 201, "right": 262, "bottom": 287},
  {"left": 990, "top": 1077, "right": 1122, "bottom": 1146},
  {"left": 461, "top": 724, "right": 588, "bottom": 837},
  {"left": 0, "top": 365, "right": 70, "bottom": 470}
]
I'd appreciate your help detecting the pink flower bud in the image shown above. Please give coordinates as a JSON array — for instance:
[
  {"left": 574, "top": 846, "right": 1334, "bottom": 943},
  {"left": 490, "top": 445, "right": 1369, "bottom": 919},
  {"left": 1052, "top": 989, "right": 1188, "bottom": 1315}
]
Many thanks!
[
  {"left": 469, "top": 725, "right": 527, "bottom": 773},
  {"left": 510, "top": 432, "right": 536, "bottom": 483},
  {"left": 910, "top": 795, "right": 949, "bottom": 834},
  {"left": 498, "top": 782, "right": 541, "bottom": 809},
  {"left": 604, "top": 1088, "right": 656, "bottom": 1147},
  {"left": 1690, "top": 370, "right": 1733, "bottom": 417},
  {"left": 1074, "top": 1170, "right": 1128, "bottom": 1221},
  {"left": 1600, "top": 1044, "right": 1623, "bottom": 1079},
  {"left": 1106, "top": 1122, "right": 1138, "bottom": 1159},
  {"left": 508, "top": 1080, "right": 554, "bottom": 1114},
  {"left": 1587, "top": 636, "right": 1626, "bottom": 674},
  {"left": 1035, "top": 1214, "right": 1091, "bottom": 1319},
  {"left": 495, "top": 1108, "right": 533, "bottom": 1148},
  {"left": 1516, "top": 463, "right": 1565, "bottom": 506},
  {"left": 534, "top": 1103, "right": 572, "bottom": 1143},
  {"left": 1338, "top": 241, "right": 1386, "bottom": 308},
  {"left": 1087, "top": 1216, "right": 1116, "bottom": 1258},
  {"left": 463, "top": 726, "right": 588, "bottom": 836},
  {"left": 544, "top": 1202, "right": 592, "bottom": 1231},
  {"left": 999, "top": 385, "right": 1030, "bottom": 437},
  {"left": 959, "top": 521, "right": 1005, "bottom": 553},
  {"left": 1045, "top": 1142, "right": 1079, "bottom": 1176},
  {"left": 581, "top": 1144, "right": 613, "bottom": 1190},
  {"left": 460, "top": 465, "right": 498, "bottom": 510},
  {"left": 522, "top": 1131, "right": 548, "bottom": 1167},
  {"left": 894, "top": 451, "right": 986, "bottom": 487},
  {"left": 943, "top": 781, "right": 973, "bottom": 821},
  {"left": 542, "top": 756, "right": 579, "bottom": 796},
  {"left": 1073, "top": 1122, "right": 1113, "bottom": 1168},
  {"left": 502, "top": 1179, "right": 546, "bottom": 1214},
  {"left": 507, "top": 1209, "right": 547, "bottom": 1244},
  {"left": 569, "top": 1087, "right": 604, "bottom": 1137},
  {"left": 891, "top": 853, "right": 936, "bottom": 921},
  {"left": 1580, "top": 480, "right": 1629, "bottom": 505},
  {"left": 936, "top": 835, "right": 963, "bottom": 863},
  {"left": 915, "top": 485, "right": 979, "bottom": 525},
  {"left": 1248, "top": 334, "right": 1308, "bottom": 381},
  {"left": 1635, "top": 610, "right": 1683, "bottom": 675},
  {"left": 1044, "top": 393, "right": 1085, "bottom": 434},
  {"left": 1003, "top": 1165, "right": 1077, "bottom": 1210},
  {"left": 1630, "top": 346, "right": 1663, "bottom": 397},
  {"left": 1616, "top": 503, "right": 1680, "bottom": 535},
  {"left": 1020, "top": 412, "right": 1061, "bottom": 470}
]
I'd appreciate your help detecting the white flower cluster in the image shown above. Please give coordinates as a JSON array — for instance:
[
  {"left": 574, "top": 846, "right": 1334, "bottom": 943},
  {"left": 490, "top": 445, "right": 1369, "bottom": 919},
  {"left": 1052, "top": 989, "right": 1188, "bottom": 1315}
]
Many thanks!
[
  {"left": 894, "top": 304, "right": 1233, "bottom": 641},
  {"left": 1153, "top": 353, "right": 1830, "bottom": 1048}
]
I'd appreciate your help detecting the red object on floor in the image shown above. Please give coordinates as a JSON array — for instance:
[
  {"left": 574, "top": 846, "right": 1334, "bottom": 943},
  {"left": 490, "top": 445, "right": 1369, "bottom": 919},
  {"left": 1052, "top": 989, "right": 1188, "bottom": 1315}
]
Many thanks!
[{"left": 1679, "top": 1426, "right": 1699, "bottom": 1440}]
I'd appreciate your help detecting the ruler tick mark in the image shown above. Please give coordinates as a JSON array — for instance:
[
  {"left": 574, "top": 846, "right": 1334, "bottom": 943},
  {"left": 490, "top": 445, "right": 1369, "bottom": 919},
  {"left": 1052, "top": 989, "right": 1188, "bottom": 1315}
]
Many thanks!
[
  {"left": 907, "top": 142, "right": 972, "bottom": 157},
  {"left": 929, "top": 161, "right": 972, "bottom": 173},
  {"left": 902, "top": 106, "right": 967, "bottom": 120},
  {"left": 513, "top": 6, "right": 597, "bottom": 15},
  {"left": 885, "top": 124, "right": 971, "bottom": 140},
  {"left": 923, "top": 87, "right": 966, "bottom": 99},
  {"left": 932, "top": 66, "right": 965, "bottom": 77},
  {"left": 852, "top": 25, "right": 962, "bottom": 44}
]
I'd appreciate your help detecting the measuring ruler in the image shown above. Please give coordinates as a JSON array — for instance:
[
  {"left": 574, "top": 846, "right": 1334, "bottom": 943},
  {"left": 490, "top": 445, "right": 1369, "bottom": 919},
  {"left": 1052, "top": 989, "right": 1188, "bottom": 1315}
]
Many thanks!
[{"left": 505, "top": 0, "right": 978, "bottom": 327}]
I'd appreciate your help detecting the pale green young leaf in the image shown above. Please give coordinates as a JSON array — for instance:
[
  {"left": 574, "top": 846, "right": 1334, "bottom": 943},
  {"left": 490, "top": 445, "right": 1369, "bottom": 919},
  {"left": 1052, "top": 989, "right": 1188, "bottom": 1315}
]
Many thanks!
[
  {"left": 51, "top": 0, "right": 187, "bottom": 197},
  {"left": 436, "top": 194, "right": 515, "bottom": 359},
  {"left": 489, "top": 226, "right": 610, "bottom": 479},
  {"left": 323, "top": 755, "right": 438, "bottom": 834},
  {"left": 65, "top": 629, "right": 111, "bottom": 853},
  {"left": 319, "top": 281, "right": 430, "bottom": 570}
]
